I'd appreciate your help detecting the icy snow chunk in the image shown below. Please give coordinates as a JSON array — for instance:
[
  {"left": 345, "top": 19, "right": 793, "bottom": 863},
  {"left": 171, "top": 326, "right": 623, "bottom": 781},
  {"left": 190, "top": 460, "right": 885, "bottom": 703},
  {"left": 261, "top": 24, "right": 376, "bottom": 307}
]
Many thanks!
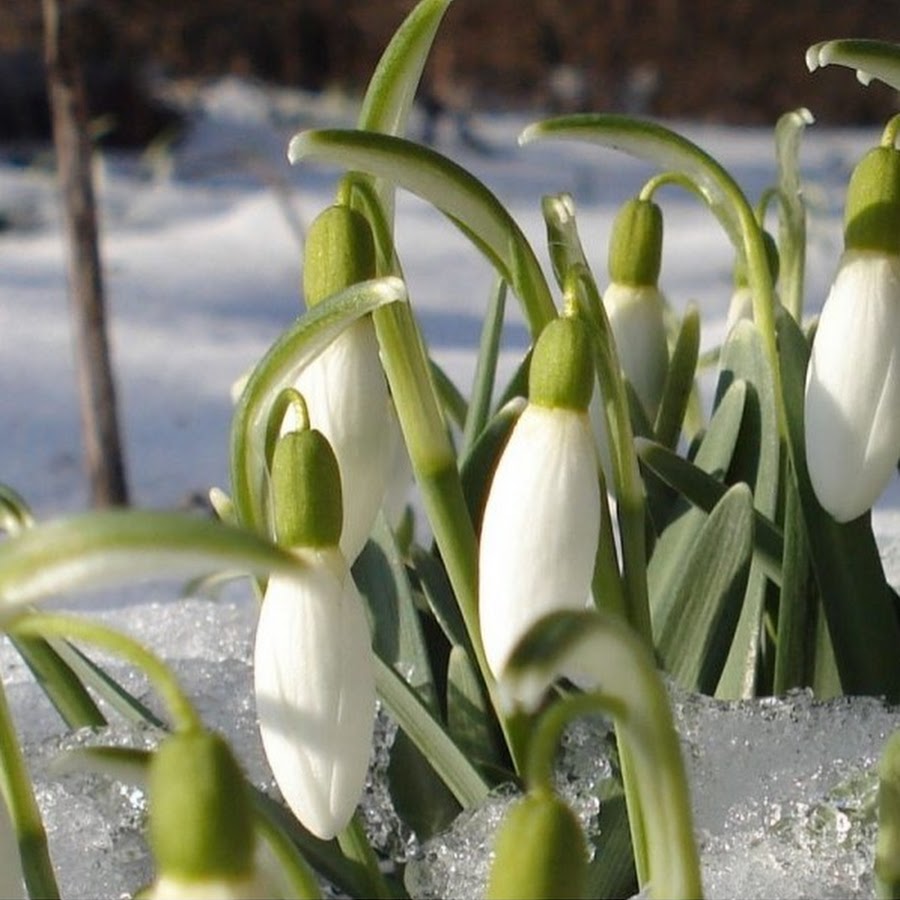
[{"left": 672, "top": 686, "right": 900, "bottom": 899}]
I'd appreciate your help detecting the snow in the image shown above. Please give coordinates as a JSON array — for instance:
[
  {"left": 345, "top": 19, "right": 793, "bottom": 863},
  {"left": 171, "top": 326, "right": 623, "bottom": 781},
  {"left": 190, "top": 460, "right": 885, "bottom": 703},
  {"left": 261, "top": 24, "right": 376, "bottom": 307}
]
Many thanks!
[{"left": 3, "top": 76, "right": 900, "bottom": 898}]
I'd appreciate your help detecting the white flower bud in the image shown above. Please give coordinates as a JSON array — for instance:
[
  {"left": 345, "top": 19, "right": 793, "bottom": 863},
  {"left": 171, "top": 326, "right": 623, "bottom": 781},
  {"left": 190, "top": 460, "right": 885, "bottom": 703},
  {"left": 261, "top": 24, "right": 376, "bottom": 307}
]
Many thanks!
[
  {"left": 290, "top": 319, "right": 394, "bottom": 562},
  {"left": 254, "top": 547, "right": 376, "bottom": 840},
  {"left": 479, "top": 404, "right": 601, "bottom": 678},
  {"left": 804, "top": 249, "right": 900, "bottom": 521}
]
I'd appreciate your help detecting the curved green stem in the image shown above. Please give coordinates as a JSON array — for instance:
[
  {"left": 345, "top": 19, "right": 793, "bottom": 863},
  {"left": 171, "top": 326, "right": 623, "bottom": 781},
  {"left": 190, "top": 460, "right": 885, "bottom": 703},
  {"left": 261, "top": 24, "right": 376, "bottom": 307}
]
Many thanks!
[
  {"left": 503, "top": 609, "right": 703, "bottom": 899},
  {"left": 8, "top": 612, "right": 201, "bottom": 733}
]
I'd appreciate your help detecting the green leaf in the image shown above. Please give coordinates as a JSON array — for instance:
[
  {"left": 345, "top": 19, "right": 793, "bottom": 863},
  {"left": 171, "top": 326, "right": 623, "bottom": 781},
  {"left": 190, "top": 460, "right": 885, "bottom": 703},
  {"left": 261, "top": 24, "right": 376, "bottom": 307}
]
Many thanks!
[
  {"left": 9, "top": 636, "right": 106, "bottom": 728},
  {"left": 636, "top": 437, "right": 783, "bottom": 587},
  {"left": 460, "top": 277, "right": 507, "bottom": 456},
  {"left": 354, "top": 515, "right": 437, "bottom": 711},
  {"left": 230, "top": 276, "right": 406, "bottom": 535},
  {"left": 0, "top": 511, "right": 307, "bottom": 620},
  {"left": 446, "top": 644, "right": 499, "bottom": 771},
  {"left": 521, "top": 114, "right": 746, "bottom": 253},
  {"left": 714, "top": 318, "right": 781, "bottom": 699},
  {"left": 656, "top": 483, "right": 754, "bottom": 693},
  {"left": 358, "top": 0, "right": 454, "bottom": 137},
  {"left": 288, "top": 129, "right": 556, "bottom": 335},
  {"left": 654, "top": 303, "right": 700, "bottom": 450},
  {"left": 387, "top": 729, "right": 461, "bottom": 841},
  {"left": 646, "top": 379, "right": 749, "bottom": 622},
  {"left": 458, "top": 397, "right": 525, "bottom": 534},
  {"left": 429, "top": 358, "right": 468, "bottom": 433},
  {"left": 774, "top": 108, "right": 814, "bottom": 318},
  {"left": 778, "top": 308, "right": 900, "bottom": 701},
  {"left": 807, "top": 39, "right": 900, "bottom": 92},
  {"left": 410, "top": 543, "right": 470, "bottom": 657},
  {"left": 374, "top": 655, "right": 490, "bottom": 808}
]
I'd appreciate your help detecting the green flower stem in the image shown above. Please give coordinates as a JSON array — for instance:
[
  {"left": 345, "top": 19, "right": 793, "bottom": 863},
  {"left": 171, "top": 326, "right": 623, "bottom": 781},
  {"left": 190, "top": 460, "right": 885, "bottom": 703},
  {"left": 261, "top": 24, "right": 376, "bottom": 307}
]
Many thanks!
[
  {"left": 0, "top": 679, "right": 60, "bottom": 899},
  {"left": 638, "top": 170, "right": 705, "bottom": 204},
  {"left": 337, "top": 813, "right": 395, "bottom": 900},
  {"left": 371, "top": 301, "right": 530, "bottom": 771},
  {"left": 504, "top": 609, "right": 703, "bottom": 899},
  {"left": 9, "top": 613, "right": 201, "bottom": 733}
]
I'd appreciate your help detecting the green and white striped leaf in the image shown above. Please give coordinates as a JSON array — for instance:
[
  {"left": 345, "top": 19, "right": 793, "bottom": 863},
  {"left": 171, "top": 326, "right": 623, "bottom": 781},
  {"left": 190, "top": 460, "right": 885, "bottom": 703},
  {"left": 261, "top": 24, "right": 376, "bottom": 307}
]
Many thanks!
[
  {"left": 0, "top": 511, "right": 305, "bottom": 621},
  {"left": 656, "top": 483, "right": 754, "bottom": 693},
  {"left": 230, "top": 276, "right": 406, "bottom": 535},
  {"left": 289, "top": 129, "right": 556, "bottom": 335},
  {"left": 806, "top": 39, "right": 900, "bottom": 91}
]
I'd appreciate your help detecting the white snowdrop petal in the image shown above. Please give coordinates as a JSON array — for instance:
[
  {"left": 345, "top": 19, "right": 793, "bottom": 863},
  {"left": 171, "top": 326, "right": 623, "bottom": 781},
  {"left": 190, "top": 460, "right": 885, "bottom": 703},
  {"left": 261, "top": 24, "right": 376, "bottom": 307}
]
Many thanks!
[
  {"left": 254, "top": 551, "right": 375, "bottom": 839},
  {"left": 479, "top": 405, "right": 601, "bottom": 678},
  {"left": 292, "top": 318, "right": 393, "bottom": 561},
  {"left": 805, "top": 251, "right": 900, "bottom": 521},
  {"left": 603, "top": 282, "right": 669, "bottom": 420},
  {"left": 146, "top": 874, "right": 274, "bottom": 900}
]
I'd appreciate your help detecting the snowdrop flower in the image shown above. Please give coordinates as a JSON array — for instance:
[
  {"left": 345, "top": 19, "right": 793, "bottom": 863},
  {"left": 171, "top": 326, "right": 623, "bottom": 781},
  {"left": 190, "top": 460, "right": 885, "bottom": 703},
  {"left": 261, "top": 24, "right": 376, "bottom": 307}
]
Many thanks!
[
  {"left": 0, "top": 795, "right": 25, "bottom": 900},
  {"left": 292, "top": 203, "right": 396, "bottom": 562},
  {"left": 255, "top": 424, "right": 375, "bottom": 840},
  {"left": 144, "top": 730, "right": 277, "bottom": 900},
  {"left": 804, "top": 142, "right": 900, "bottom": 522},
  {"left": 479, "top": 313, "right": 601, "bottom": 678},
  {"left": 604, "top": 197, "right": 670, "bottom": 422}
]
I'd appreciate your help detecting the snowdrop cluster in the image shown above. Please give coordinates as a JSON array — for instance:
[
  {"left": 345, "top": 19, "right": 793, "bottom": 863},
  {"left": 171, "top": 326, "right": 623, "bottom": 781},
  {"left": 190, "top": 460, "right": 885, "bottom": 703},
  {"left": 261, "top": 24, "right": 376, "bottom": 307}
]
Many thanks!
[{"left": 4, "top": 6, "right": 900, "bottom": 900}]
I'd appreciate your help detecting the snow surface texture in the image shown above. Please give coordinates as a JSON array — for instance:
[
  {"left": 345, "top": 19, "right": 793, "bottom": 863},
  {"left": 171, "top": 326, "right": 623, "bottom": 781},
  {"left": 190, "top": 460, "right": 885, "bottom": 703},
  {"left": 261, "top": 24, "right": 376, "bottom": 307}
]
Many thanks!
[{"left": 3, "top": 78, "right": 900, "bottom": 898}]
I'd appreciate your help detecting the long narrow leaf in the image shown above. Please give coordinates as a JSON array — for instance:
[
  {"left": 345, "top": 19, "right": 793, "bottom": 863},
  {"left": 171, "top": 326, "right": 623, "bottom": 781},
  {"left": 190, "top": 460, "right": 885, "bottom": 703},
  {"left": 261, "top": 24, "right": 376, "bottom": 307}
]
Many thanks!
[
  {"left": 656, "top": 484, "right": 754, "bottom": 693},
  {"left": 0, "top": 511, "right": 306, "bottom": 619},
  {"left": 806, "top": 39, "right": 900, "bottom": 91},
  {"left": 777, "top": 309, "right": 900, "bottom": 700},
  {"left": 521, "top": 115, "right": 746, "bottom": 252},
  {"left": 375, "top": 655, "right": 490, "bottom": 808},
  {"left": 230, "top": 277, "right": 406, "bottom": 535},
  {"left": 288, "top": 130, "right": 556, "bottom": 335},
  {"left": 358, "top": 0, "right": 453, "bottom": 136}
]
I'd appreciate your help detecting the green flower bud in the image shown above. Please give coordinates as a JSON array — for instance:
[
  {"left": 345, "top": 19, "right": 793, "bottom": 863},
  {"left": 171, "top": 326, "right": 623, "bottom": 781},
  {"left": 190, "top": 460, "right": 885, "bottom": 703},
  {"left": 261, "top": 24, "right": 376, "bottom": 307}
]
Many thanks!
[
  {"left": 843, "top": 145, "right": 900, "bottom": 255},
  {"left": 528, "top": 316, "right": 594, "bottom": 411},
  {"left": 876, "top": 731, "right": 900, "bottom": 897},
  {"left": 486, "top": 789, "right": 588, "bottom": 900},
  {"left": 608, "top": 197, "right": 664, "bottom": 286},
  {"left": 270, "top": 427, "right": 343, "bottom": 548},
  {"left": 148, "top": 730, "right": 255, "bottom": 882},
  {"left": 302, "top": 205, "right": 376, "bottom": 306}
]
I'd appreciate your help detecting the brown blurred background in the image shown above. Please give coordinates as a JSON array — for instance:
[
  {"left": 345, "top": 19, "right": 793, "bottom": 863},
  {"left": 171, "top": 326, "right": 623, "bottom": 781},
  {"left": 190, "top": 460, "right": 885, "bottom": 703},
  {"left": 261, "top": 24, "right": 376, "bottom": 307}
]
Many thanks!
[{"left": 2, "top": 0, "right": 898, "bottom": 146}]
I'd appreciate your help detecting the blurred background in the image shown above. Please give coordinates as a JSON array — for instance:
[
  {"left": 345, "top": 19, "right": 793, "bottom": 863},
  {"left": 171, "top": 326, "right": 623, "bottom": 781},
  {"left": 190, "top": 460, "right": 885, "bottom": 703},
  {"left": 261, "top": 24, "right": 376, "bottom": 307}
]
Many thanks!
[{"left": 1, "top": 0, "right": 899, "bottom": 147}]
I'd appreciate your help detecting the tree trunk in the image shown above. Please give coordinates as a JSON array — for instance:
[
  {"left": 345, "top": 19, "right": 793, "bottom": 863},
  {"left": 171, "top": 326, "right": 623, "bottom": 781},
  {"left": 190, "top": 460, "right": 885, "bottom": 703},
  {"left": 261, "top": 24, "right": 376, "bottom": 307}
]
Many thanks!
[{"left": 42, "top": 0, "right": 129, "bottom": 507}]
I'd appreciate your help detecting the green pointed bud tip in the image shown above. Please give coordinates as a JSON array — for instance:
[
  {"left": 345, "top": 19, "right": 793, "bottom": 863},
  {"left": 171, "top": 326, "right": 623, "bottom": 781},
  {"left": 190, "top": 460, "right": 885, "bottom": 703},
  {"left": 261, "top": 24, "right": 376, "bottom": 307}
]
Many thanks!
[
  {"left": 303, "top": 204, "right": 376, "bottom": 307},
  {"left": 733, "top": 230, "right": 779, "bottom": 287},
  {"left": 486, "top": 790, "right": 588, "bottom": 900},
  {"left": 529, "top": 316, "right": 594, "bottom": 411},
  {"left": 844, "top": 146, "right": 900, "bottom": 255},
  {"left": 148, "top": 730, "right": 255, "bottom": 881},
  {"left": 271, "top": 428, "right": 343, "bottom": 548},
  {"left": 608, "top": 197, "right": 664, "bottom": 286}
]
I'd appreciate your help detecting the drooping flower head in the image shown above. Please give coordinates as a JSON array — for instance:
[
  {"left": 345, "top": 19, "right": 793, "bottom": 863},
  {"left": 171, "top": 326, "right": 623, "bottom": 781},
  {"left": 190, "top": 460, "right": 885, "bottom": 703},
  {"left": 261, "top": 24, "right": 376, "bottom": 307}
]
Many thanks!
[
  {"left": 144, "top": 729, "right": 275, "bottom": 899},
  {"left": 604, "top": 196, "right": 670, "bottom": 422},
  {"left": 479, "top": 312, "right": 601, "bottom": 679},
  {"left": 255, "top": 420, "right": 376, "bottom": 840},
  {"left": 804, "top": 137, "right": 900, "bottom": 522},
  {"left": 292, "top": 203, "right": 396, "bottom": 562}
]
